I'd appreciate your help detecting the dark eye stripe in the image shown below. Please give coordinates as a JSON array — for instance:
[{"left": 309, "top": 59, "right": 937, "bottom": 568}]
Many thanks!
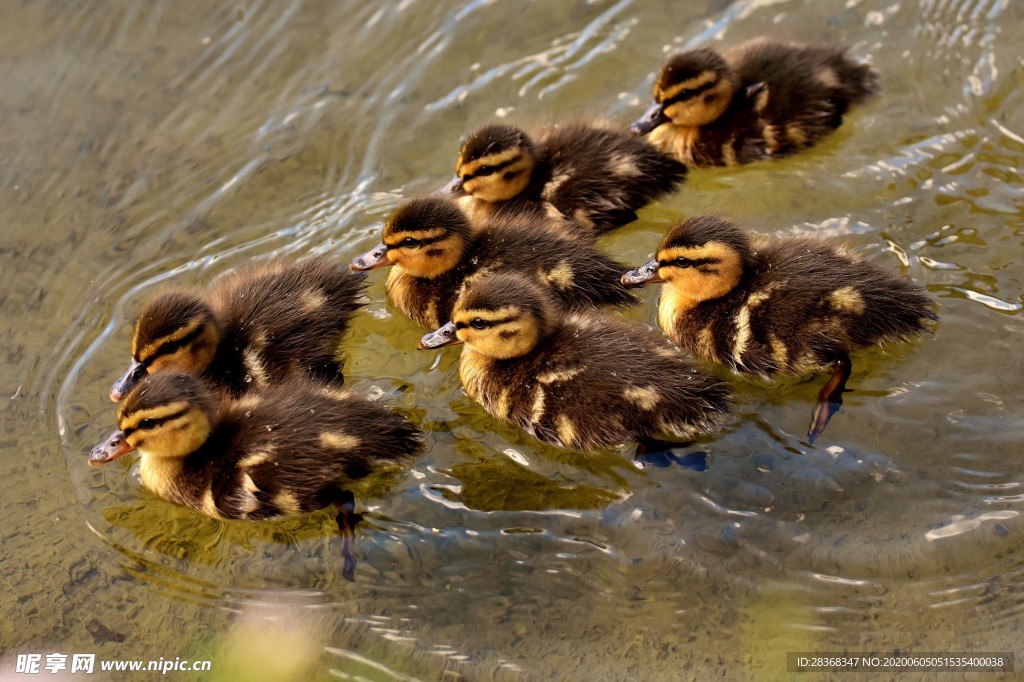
[
  {"left": 663, "top": 80, "right": 717, "bottom": 105},
  {"left": 455, "top": 314, "right": 518, "bottom": 330},
  {"left": 138, "top": 324, "right": 207, "bottom": 365},
  {"left": 462, "top": 156, "right": 520, "bottom": 181},
  {"left": 123, "top": 407, "right": 190, "bottom": 436},
  {"left": 385, "top": 233, "right": 447, "bottom": 251},
  {"left": 659, "top": 257, "right": 719, "bottom": 268}
]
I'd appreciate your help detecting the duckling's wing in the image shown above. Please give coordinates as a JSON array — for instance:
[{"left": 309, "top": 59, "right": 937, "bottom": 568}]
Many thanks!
[{"left": 535, "top": 123, "right": 687, "bottom": 233}]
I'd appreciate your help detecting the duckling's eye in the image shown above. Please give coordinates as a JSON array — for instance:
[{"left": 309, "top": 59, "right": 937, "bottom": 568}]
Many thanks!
[
  {"left": 474, "top": 165, "right": 497, "bottom": 177},
  {"left": 400, "top": 237, "right": 421, "bottom": 249},
  {"left": 470, "top": 318, "right": 487, "bottom": 330},
  {"left": 674, "top": 257, "right": 694, "bottom": 268},
  {"left": 138, "top": 418, "right": 156, "bottom": 429}
]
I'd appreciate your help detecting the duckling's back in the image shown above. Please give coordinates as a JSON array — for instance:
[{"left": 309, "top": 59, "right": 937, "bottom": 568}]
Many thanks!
[
  {"left": 195, "top": 381, "right": 421, "bottom": 520},
  {"left": 208, "top": 257, "right": 365, "bottom": 393},
  {"left": 730, "top": 41, "right": 880, "bottom": 154},
  {"left": 471, "top": 314, "right": 730, "bottom": 450},
  {"left": 535, "top": 122, "right": 687, "bottom": 233}
]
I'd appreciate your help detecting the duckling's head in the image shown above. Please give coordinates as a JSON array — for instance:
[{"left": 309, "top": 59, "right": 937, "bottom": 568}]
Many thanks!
[
  {"left": 448, "top": 125, "right": 537, "bottom": 203},
  {"left": 419, "top": 272, "right": 555, "bottom": 360},
  {"left": 110, "top": 291, "right": 221, "bottom": 401},
  {"left": 622, "top": 215, "right": 753, "bottom": 303},
  {"left": 91, "top": 373, "right": 216, "bottom": 465},
  {"left": 349, "top": 197, "right": 472, "bottom": 278},
  {"left": 630, "top": 48, "right": 736, "bottom": 134}
]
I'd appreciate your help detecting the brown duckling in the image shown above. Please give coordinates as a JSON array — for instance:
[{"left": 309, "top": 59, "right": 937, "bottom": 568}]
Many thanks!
[
  {"left": 418, "top": 271, "right": 731, "bottom": 452},
  {"left": 441, "top": 122, "right": 687, "bottom": 233},
  {"left": 630, "top": 39, "right": 880, "bottom": 166},
  {"left": 348, "top": 197, "right": 637, "bottom": 329},
  {"left": 622, "top": 215, "right": 937, "bottom": 441},
  {"left": 110, "top": 256, "right": 365, "bottom": 401},
  {"left": 90, "top": 373, "right": 422, "bottom": 579}
]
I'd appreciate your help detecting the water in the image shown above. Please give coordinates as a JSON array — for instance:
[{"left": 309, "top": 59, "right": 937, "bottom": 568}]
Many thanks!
[{"left": 2, "top": 0, "right": 1022, "bottom": 678}]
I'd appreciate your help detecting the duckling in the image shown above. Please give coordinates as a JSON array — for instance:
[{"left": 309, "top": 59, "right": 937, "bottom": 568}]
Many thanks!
[
  {"left": 441, "top": 121, "right": 687, "bottom": 233},
  {"left": 418, "top": 271, "right": 731, "bottom": 452},
  {"left": 110, "top": 256, "right": 365, "bottom": 402},
  {"left": 622, "top": 215, "right": 937, "bottom": 442},
  {"left": 90, "top": 373, "right": 422, "bottom": 579},
  {"left": 348, "top": 196, "right": 638, "bottom": 329},
  {"left": 630, "top": 39, "right": 880, "bottom": 166}
]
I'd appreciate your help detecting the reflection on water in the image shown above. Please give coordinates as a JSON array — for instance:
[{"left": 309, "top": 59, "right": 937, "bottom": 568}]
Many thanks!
[{"left": 2, "top": 0, "right": 1024, "bottom": 678}]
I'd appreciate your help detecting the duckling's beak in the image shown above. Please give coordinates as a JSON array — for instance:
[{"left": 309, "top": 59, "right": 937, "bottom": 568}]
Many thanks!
[
  {"left": 621, "top": 259, "right": 663, "bottom": 287},
  {"left": 629, "top": 102, "right": 669, "bottom": 136},
  {"left": 348, "top": 243, "right": 392, "bottom": 271},
  {"left": 436, "top": 176, "right": 464, "bottom": 197},
  {"left": 110, "top": 360, "right": 146, "bottom": 402},
  {"left": 418, "top": 322, "right": 461, "bottom": 350},
  {"left": 89, "top": 429, "right": 135, "bottom": 466}
]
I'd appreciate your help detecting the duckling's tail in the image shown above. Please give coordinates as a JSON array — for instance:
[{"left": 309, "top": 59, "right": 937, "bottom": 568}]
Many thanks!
[{"left": 832, "top": 55, "right": 881, "bottom": 110}]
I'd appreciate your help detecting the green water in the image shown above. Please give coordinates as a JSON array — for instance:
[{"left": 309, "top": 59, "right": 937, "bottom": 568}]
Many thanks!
[{"left": 2, "top": 0, "right": 1023, "bottom": 679}]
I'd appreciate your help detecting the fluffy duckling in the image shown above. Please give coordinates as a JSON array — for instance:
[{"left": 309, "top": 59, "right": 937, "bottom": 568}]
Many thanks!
[
  {"left": 442, "top": 122, "right": 687, "bottom": 233},
  {"left": 622, "top": 215, "right": 937, "bottom": 441},
  {"left": 110, "top": 257, "right": 365, "bottom": 401},
  {"left": 348, "top": 197, "right": 637, "bottom": 329},
  {"left": 630, "top": 39, "right": 880, "bottom": 166},
  {"left": 90, "top": 373, "right": 422, "bottom": 579},
  {"left": 418, "top": 271, "right": 731, "bottom": 452}
]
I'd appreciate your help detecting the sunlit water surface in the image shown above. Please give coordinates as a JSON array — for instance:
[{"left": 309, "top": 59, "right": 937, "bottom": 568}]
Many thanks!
[{"left": 2, "top": 0, "right": 1022, "bottom": 679}]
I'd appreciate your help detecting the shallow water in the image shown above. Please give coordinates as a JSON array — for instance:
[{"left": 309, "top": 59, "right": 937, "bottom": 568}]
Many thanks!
[{"left": 2, "top": 0, "right": 1023, "bottom": 679}]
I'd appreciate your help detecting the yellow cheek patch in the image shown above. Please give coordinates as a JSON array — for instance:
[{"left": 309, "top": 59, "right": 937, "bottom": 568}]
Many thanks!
[
  {"left": 829, "top": 286, "right": 866, "bottom": 314},
  {"left": 458, "top": 149, "right": 521, "bottom": 177},
  {"left": 623, "top": 386, "right": 660, "bottom": 410},
  {"left": 320, "top": 431, "right": 361, "bottom": 450},
  {"left": 119, "top": 401, "right": 191, "bottom": 431},
  {"left": 658, "top": 241, "right": 743, "bottom": 303},
  {"left": 657, "top": 70, "right": 718, "bottom": 101}
]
